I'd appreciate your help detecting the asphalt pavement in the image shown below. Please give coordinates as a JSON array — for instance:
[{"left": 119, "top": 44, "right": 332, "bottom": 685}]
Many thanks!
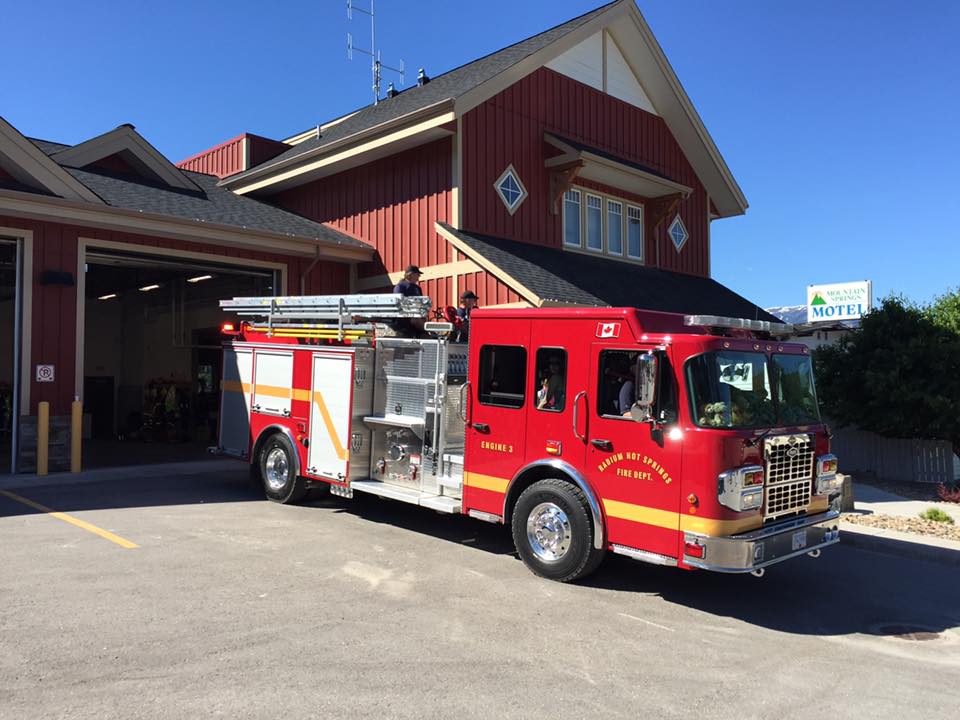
[{"left": 1, "top": 468, "right": 959, "bottom": 720}]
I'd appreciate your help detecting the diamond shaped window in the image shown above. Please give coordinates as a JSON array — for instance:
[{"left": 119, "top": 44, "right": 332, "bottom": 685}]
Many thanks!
[
  {"left": 668, "top": 215, "right": 689, "bottom": 252},
  {"left": 494, "top": 166, "right": 528, "bottom": 215}
]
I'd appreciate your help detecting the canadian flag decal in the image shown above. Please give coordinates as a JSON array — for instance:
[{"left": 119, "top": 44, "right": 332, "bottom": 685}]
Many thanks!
[{"left": 596, "top": 322, "right": 621, "bottom": 338}]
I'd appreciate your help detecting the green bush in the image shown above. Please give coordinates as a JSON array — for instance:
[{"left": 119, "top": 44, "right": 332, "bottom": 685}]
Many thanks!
[{"left": 919, "top": 508, "right": 955, "bottom": 524}]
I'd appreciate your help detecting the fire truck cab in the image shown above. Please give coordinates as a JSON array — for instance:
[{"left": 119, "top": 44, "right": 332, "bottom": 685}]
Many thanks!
[{"left": 217, "top": 294, "right": 841, "bottom": 583}]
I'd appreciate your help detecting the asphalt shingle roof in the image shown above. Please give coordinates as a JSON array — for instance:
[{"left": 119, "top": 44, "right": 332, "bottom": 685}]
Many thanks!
[
  {"left": 63, "top": 166, "right": 370, "bottom": 249},
  {"left": 439, "top": 223, "right": 781, "bottom": 323},
  {"left": 231, "top": 1, "right": 619, "bottom": 182},
  {"left": 21, "top": 136, "right": 369, "bottom": 249}
]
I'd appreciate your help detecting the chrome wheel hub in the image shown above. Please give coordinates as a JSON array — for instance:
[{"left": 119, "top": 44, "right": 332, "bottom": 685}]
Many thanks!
[
  {"left": 526, "top": 502, "right": 572, "bottom": 562},
  {"left": 264, "top": 447, "right": 290, "bottom": 491}
]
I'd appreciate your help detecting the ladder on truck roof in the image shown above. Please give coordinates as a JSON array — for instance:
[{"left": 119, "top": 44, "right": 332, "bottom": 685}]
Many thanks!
[{"left": 219, "top": 293, "right": 432, "bottom": 340}]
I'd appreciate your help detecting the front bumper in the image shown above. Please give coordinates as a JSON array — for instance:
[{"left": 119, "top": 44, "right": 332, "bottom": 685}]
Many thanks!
[{"left": 683, "top": 510, "right": 841, "bottom": 573}]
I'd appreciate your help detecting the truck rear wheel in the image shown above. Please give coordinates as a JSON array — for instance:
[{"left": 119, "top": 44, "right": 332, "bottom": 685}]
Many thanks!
[
  {"left": 511, "top": 478, "right": 606, "bottom": 582},
  {"left": 258, "top": 433, "right": 307, "bottom": 504}
]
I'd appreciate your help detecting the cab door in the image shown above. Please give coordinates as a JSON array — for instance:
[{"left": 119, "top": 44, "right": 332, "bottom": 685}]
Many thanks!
[
  {"left": 585, "top": 345, "right": 683, "bottom": 558},
  {"left": 523, "top": 323, "right": 590, "bottom": 477},
  {"left": 463, "top": 319, "right": 531, "bottom": 516}
]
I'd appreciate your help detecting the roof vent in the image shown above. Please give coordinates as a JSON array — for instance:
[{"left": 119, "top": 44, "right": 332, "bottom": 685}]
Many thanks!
[
  {"left": 417, "top": 68, "right": 430, "bottom": 86},
  {"left": 386, "top": 82, "right": 398, "bottom": 98}
]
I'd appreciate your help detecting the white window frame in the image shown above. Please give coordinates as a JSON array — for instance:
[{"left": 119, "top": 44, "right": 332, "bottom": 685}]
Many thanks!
[
  {"left": 606, "top": 199, "right": 623, "bottom": 257},
  {"left": 668, "top": 214, "right": 689, "bottom": 253},
  {"left": 626, "top": 205, "right": 644, "bottom": 261},
  {"left": 494, "top": 165, "right": 528, "bottom": 215},
  {"left": 584, "top": 194, "right": 603, "bottom": 253},
  {"left": 563, "top": 188, "right": 582, "bottom": 248},
  {"left": 560, "top": 186, "right": 646, "bottom": 265}
]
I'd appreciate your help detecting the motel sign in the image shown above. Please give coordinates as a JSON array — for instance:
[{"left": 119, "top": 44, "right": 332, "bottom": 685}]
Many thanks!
[{"left": 807, "top": 281, "right": 872, "bottom": 322}]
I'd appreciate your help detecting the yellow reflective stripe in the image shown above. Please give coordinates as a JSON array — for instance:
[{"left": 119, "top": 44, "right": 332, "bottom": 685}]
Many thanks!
[
  {"left": 679, "top": 514, "right": 759, "bottom": 536},
  {"left": 603, "top": 498, "right": 678, "bottom": 531},
  {"left": 603, "top": 497, "right": 761, "bottom": 535},
  {"left": 291, "top": 388, "right": 311, "bottom": 402},
  {"left": 313, "top": 390, "right": 348, "bottom": 462},
  {"left": 254, "top": 383, "right": 292, "bottom": 399},
  {"left": 464, "top": 472, "right": 509, "bottom": 494}
]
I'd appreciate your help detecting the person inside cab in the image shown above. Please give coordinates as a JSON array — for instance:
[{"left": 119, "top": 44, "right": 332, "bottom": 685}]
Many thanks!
[{"left": 537, "top": 354, "right": 566, "bottom": 411}]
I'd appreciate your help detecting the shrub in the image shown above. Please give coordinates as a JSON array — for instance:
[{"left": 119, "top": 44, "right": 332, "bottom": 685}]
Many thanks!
[
  {"left": 937, "top": 483, "right": 960, "bottom": 504},
  {"left": 919, "top": 508, "right": 955, "bottom": 524}
]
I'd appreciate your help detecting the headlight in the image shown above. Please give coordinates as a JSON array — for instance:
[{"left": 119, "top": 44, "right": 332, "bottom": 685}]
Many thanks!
[{"left": 718, "top": 465, "right": 765, "bottom": 512}]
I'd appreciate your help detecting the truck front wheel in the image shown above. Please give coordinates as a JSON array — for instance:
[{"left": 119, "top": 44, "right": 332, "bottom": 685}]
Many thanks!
[
  {"left": 258, "top": 433, "right": 307, "bottom": 504},
  {"left": 511, "top": 478, "right": 606, "bottom": 582}
]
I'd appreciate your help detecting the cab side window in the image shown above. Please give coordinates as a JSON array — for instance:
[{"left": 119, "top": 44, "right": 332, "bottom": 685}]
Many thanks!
[
  {"left": 597, "top": 350, "right": 639, "bottom": 419},
  {"left": 535, "top": 348, "right": 566, "bottom": 412},
  {"left": 478, "top": 345, "right": 526, "bottom": 409}
]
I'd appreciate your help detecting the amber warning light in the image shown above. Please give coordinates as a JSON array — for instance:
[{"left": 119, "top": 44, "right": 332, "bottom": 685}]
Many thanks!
[{"left": 221, "top": 322, "right": 239, "bottom": 335}]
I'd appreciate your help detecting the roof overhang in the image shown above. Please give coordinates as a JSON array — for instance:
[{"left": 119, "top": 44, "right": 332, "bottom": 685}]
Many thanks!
[
  {"left": 224, "top": 101, "right": 456, "bottom": 195},
  {"left": 544, "top": 133, "right": 691, "bottom": 199},
  {"left": 0, "top": 116, "right": 104, "bottom": 203},
  {"left": 435, "top": 221, "right": 592, "bottom": 308},
  {"left": 0, "top": 187, "right": 372, "bottom": 262},
  {"left": 51, "top": 124, "right": 201, "bottom": 192},
  {"left": 611, "top": 4, "right": 748, "bottom": 217},
  {"left": 222, "top": 0, "right": 747, "bottom": 216}
]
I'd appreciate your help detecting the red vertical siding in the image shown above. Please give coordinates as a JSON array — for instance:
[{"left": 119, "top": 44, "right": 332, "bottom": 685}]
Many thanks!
[
  {"left": 0, "top": 214, "right": 349, "bottom": 415},
  {"left": 176, "top": 132, "right": 287, "bottom": 179},
  {"left": 461, "top": 67, "right": 710, "bottom": 277},
  {"left": 274, "top": 137, "right": 456, "bottom": 308}
]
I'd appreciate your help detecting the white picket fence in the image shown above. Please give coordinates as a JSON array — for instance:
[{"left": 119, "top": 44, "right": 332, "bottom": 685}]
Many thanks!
[{"left": 829, "top": 424, "right": 959, "bottom": 484}]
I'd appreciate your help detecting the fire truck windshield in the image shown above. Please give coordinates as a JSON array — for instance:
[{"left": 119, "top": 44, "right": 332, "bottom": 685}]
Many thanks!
[{"left": 686, "top": 351, "right": 820, "bottom": 429}]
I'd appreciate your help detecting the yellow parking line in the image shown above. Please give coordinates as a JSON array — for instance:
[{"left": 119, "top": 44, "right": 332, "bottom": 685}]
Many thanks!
[{"left": 0, "top": 490, "right": 139, "bottom": 549}]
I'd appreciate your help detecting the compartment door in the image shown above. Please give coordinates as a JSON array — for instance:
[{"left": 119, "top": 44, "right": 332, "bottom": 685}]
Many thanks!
[
  {"left": 220, "top": 347, "right": 253, "bottom": 457},
  {"left": 307, "top": 353, "right": 354, "bottom": 481},
  {"left": 252, "top": 350, "right": 293, "bottom": 416}
]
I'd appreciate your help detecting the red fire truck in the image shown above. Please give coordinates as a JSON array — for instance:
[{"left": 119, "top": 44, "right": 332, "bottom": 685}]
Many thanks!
[{"left": 217, "top": 293, "right": 841, "bottom": 582}]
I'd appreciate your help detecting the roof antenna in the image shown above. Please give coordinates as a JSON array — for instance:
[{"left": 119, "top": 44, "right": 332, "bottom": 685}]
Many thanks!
[{"left": 347, "top": 0, "right": 405, "bottom": 105}]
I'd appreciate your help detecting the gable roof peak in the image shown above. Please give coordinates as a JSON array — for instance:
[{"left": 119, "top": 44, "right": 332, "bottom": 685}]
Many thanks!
[{"left": 51, "top": 124, "right": 201, "bottom": 192}]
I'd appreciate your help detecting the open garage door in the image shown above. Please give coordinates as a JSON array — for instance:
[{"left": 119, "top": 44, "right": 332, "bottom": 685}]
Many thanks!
[{"left": 82, "top": 248, "right": 279, "bottom": 469}]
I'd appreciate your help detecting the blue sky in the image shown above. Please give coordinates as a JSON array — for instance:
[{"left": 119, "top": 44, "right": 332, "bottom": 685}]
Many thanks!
[{"left": 2, "top": 0, "right": 957, "bottom": 309}]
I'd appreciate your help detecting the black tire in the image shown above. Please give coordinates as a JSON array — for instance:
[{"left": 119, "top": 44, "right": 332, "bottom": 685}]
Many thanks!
[
  {"left": 511, "top": 478, "right": 606, "bottom": 582},
  {"left": 258, "top": 433, "right": 307, "bottom": 504}
]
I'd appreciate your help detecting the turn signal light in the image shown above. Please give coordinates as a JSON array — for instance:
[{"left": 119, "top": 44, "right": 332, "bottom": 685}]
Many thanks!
[
  {"left": 817, "top": 455, "right": 838, "bottom": 477},
  {"left": 684, "top": 541, "right": 705, "bottom": 559},
  {"left": 742, "top": 469, "right": 765, "bottom": 487},
  {"left": 545, "top": 440, "right": 562, "bottom": 456}
]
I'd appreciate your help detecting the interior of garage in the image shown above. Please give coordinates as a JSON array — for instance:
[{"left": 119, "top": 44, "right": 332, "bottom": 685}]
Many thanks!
[
  {"left": 82, "top": 249, "right": 275, "bottom": 469},
  {"left": 0, "top": 240, "right": 16, "bottom": 474}
]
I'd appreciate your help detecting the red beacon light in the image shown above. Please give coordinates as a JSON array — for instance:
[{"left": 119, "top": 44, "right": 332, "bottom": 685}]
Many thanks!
[{"left": 221, "top": 322, "right": 241, "bottom": 336}]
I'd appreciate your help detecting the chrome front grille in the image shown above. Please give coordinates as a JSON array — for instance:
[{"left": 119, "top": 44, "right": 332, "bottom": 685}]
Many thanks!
[
  {"left": 763, "top": 434, "right": 815, "bottom": 520},
  {"left": 764, "top": 480, "right": 812, "bottom": 520}
]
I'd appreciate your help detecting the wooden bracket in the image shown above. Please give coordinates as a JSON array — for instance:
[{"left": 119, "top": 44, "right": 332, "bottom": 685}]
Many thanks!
[
  {"left": 648, "top": 193, "right": 684, "bottom": 231},
  {"left": 548, "top": 160, "right": 584, "bottom": 215}
]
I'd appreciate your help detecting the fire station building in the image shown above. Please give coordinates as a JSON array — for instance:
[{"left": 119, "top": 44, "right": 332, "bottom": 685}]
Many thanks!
[{"left": 0, "top": 0, "right": 776, "bottom": 473}]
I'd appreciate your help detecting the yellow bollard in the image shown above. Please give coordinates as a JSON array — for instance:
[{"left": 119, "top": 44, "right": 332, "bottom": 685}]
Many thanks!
[
  {"left": 71, "top": 398, "right": 82, "bottom": 473},
  {"left": 37, "top": 401, "right": 49, "bottom": 477}
]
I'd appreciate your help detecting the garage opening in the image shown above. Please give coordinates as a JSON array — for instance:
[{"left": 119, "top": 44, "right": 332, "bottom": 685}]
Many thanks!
[
  {"left": 0, "top": 238, "right": 20, "bottom": 474},
  {"left": 83, "top": 248, "right": 277, "bottom": 469}
]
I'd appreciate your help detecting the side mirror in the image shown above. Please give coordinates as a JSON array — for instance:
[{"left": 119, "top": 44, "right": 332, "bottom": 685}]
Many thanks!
[{"left": 630, "top": 352, "right": 658, "bottom": 423}]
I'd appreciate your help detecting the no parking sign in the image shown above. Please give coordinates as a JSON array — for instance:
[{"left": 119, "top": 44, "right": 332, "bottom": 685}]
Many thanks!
[{"left": 36, "top": 364, "right": 55, "bottom": 383}]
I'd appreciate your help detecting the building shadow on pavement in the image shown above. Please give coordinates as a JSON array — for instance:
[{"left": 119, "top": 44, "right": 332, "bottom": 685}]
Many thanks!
[{"left": 0, "top": 468, "right": 261, "bottom": 516}]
